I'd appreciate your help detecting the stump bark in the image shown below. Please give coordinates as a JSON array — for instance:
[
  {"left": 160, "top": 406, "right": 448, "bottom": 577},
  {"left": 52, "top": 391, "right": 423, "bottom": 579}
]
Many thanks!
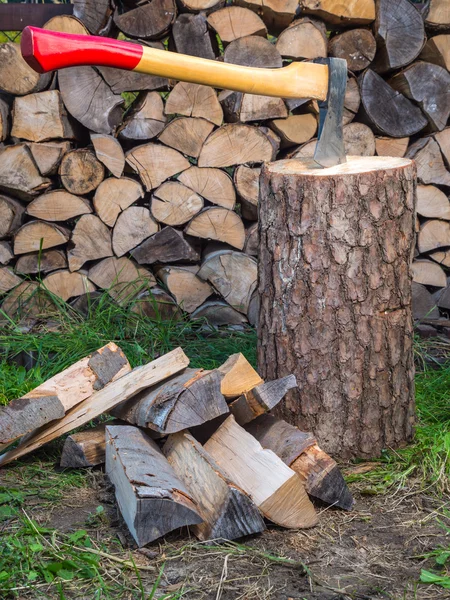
[{"left": 258, "top": 156, "right": 416, "bottom": 460}]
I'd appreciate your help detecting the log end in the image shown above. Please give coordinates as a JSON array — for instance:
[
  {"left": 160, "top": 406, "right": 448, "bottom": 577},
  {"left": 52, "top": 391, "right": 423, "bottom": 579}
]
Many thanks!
[{"left": 265, "top": 156, "right": 413, "bottom": 177}]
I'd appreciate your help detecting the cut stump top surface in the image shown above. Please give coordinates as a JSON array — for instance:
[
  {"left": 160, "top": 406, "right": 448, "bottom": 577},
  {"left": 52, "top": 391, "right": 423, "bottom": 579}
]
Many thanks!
[{"left": 267, "top": 156, "right": 413, "bottom": 177}]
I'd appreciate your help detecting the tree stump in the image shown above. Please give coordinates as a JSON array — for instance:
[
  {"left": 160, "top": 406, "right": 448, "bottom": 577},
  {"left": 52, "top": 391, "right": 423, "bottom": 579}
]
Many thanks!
[{"left": 258, "top": 156, "right": 416, "bottom": 460}]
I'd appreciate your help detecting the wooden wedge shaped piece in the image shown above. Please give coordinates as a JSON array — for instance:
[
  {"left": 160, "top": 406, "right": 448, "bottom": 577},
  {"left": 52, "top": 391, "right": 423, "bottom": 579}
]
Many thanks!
[{"left": 218, "top": 353, "right": 263, "bottom": 400}]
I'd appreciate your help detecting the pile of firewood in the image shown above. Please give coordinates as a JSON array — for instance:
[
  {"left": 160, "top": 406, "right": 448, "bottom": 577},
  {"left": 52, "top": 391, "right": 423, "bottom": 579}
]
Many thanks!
[
  {"left": 0, "top": 345, "right": 353, "bottom": 546},
  {"left": 0, "top": 0, "right": 449, "bottom": 328}
]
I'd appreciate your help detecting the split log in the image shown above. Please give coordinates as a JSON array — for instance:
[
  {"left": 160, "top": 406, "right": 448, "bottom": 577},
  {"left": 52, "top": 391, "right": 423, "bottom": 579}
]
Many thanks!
[
  {"left": 0, "top": 95, "right": 10, "bottom": 142},
  {"left": 204, "top": 415, "right": 317, "bottom": 528},
  {"left": 229, "top": 375, "right": 297, "bottom": 425},
  {"left": 389, "top": 62, "right": 450, "bottom": 132},
  {"left": 27, "top": 191, "right": 92, "bottom": 222},
  {"left": 164, "top": 432, "right": 265, "bottom": 541},
  {"left": 0, "top": 268, "right": 22, "bottom": 294},
  {"left": 60, "top": 423, "right": 112, "bottom": 468},
  {"left": 342, "top": 123, "right": 376, "bottom": 156},
  {"left": 244, "top": 223, "right": 258, "bottom": 256},
  {"left": 0, "top": 145, "right": 51, "bottom": 200},
  {"left": 407, "top": 137, "right": 450, "bottom": 187},
  {"left": 234, "top": 0, "right": 297, "bottom": 33},
  {"left": 113, "top": 0, "right": 176, "bottom": 40},
  {"left": 72, "top": 0, "right": 111, "bottom": 34},
  {"left": 198, "top": 124, "right": 275, "bottom": 167},
  {"left": 425, "top": 0, "right": 450, "bottom": 31},
  {"left": 328, "top": 28, "right": 376, "bottom": 71},
  {"left": 151, "top": 182, "right": 204, "bottom": 226},
  {"left": 118, "top": 92, "right": 166, "bottom": 142},
  {"left": 165, "top": 82, "right": 223, "bottom": 126},
  {"left": 159, "top": 117, "right": 214, "bottom": 158},
  {"left": 234, "top": 166, "right": 260, "bottom": 221},
  {"left": 0, "top": 347, "right": 190, "bottom": 467},
  {"left": 207, "top": 7, "right": 267, "bottom": 44},
  {"left": 14, "top": 221, "right": 70, "bottom": 255},
  {"left": 11, "top": 91, "right": 75, "bottom": 143},
  {"left": 416, "top": 185, "right": 450, "bottom": 219},
  {"left": 0, "top": 281, "right": 53, "bottom": 321},
  {"left": 412, "top": 282, "right": 440, "bottom": 320},
  {"left": 131, "top": 227, "right": 201, "bottom": 264},
  {"left": 435, "top": 129, "right": 450, "bottom": 166},
  {"left": 43, "top": 14, "right": 90, "bottom": 35},
  {"left": 185, "top": 208, "right": 245, "bottom": 249},
  {"left": 342, "top": 76, "right": 361, "bottom": 125},
  {"left": 156, "top": 266, "right": 212, "bottom": 313},
  {"left": 112, "top": 207, "right": 159, "bottom": 257},
  {"left": 171, "top": 14, "right": 218, "bottom": 59},
  {"left": 16, "top": 250, "right": 67, "bottom": 275},
  {"left": 88, "top": 256, "right": 155, "bottom": 304},
  {"left": 0, "top": 342, "right": 130, "bottom": 448},
  {"left": 0, "top": 195, "right": 24, "bottom": 239},
  {"left": 420, "top": 34, "right": 450, "bottom": 70},
  {"left": 59, "top": 149, "right": 105, "bottom": 196},
  {"left": 178, "top": 0, "right": 224, "bottom": 12},
  {"left": 412, "top": 259, "right": 447, "bottom": 288},
  {"left": 269, "top": 114, "right": 317, "bottom": 149},
  {"left": 91, "top": 134, "right": 125, "bottom": 178},
  {"left": 375, "top": 137, "right": 409, "bottom": 158},
  {"left": 0, "top": 242, "right": 13, "bottom": 266},
  {"left": 299, "top": 0, "right": 376, "bottom": 26},
  {"left": 418, "top": 219, "right": 450, "bottom": 253},
  {"left": 112, "top": 368, "right": 229, "bottom": 434},
  {"left": 99, "top": 64, "right": 168, "bottom": 95},
  {"left": 105, "top": 425, "right": 202, "bottom": 547},
  {"left": 94, "top": 177, "right": 144, "bottom": 227},
  {"left": 178, "top": 166, "right": 236, "bottom": 210},
  {"left": 276, "top": 18, "right": 327, "bottom": 60},
  {"left": 44, "top": 270, "right": 96, "bottom": 301},
  {"left": 258, "top": 156, "right": 416, "bottom": 459},
  {"left": 58, "top": 66, "right": 124, "bottom": 135},
  {"left": 131, "top": 287, "right": 181, "bottom": 320},
  {"left": 218, "top": 353, "right": 263, "bottom": 400},
  {"left": 191, "top": 300, "right": 248, "bottom": 326},
  {"left": 68, "top": 214, "right": 113, "bottom": 271},
  {"left": 430, "top": 250, "right": 450, "bottom": 268},
  {"left": 245, "top": 415, "right": 354, "bottom": 510},
  {"left": 126, "top": 143, "right": 190, "bottom": 191},
  {"left": 198, "top": 248, "right": 257, "bottom": 313},
  {"left": 0, "top": 42, "right": 51, "bottom": 96},
  {"left": 219, "top": 92, "right": 287, "bottom": 123},
  {"left": 28, "top": 142, "right": 72, "bottom": 177},
  {"left": 437, "top": 286, "right": 450, "bottom": 311},
  {"left": 373, "top": 0, "right": 425, "bottom": 73},
  {"left": 224, "top": 35, "right": 282, "bottom": 68},
  {"left": 359, "top": 69, "right": 428, "bottom": 137}
]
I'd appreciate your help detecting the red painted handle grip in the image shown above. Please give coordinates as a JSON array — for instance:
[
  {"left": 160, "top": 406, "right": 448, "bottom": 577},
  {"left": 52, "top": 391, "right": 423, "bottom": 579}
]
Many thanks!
[{"left": 21, "top": 26, "right": 143, "bottom": 73}]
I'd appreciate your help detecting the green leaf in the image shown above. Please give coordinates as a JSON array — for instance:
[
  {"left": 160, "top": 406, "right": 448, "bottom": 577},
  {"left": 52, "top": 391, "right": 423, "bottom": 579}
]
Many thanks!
[
  {"left": 420, "top": 569, "right": 450, "bottom": 589},
  {"left": 29, "top": 542, "right": 44, "bottom": 553},
  {"left": 57, "top": 569, "right": 75, "bottom": 581},
  {"left": 0, "top": 571, "right": 10, "bottom": 582},
  {"left": 0, "top": 505, "right": 16, "bottom": 520},
  {"left": 27, "top": 570, "right": 39, "bottom": 581},
  {"left": 68, "top": 529, "right": 88, "bottom": 543}
]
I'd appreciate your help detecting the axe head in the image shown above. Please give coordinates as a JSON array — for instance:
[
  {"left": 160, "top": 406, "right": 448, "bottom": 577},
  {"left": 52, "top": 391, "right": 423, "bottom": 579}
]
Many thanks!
[{"left": 312, "top": 58, "right": 347, "bottom": 168}]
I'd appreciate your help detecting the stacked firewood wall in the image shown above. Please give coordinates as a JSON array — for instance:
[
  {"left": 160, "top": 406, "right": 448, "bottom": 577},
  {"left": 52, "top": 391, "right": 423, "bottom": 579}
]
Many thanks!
[{"left": 0, "top": 0, "right": 449, "bottom": 328}]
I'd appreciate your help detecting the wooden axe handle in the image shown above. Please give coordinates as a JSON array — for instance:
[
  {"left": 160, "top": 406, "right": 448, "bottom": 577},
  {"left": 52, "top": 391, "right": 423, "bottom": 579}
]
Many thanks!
[{"left": 21, "top": 27, "right": 329, "bottom": 101}]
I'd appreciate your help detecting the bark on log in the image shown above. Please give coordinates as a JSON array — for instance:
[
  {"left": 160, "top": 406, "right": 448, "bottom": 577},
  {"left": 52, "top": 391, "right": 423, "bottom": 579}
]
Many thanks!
[
  {"left": 159, "top": 117, "right": 214, "bottom": 157},
  {"left": 60, "top": 149, "right": 105, "bottom": 196},
  {"left": 16, "top": 250, "right": 67, "bottom": 275},
  {"left": 67, "top": 214, "right": 112, "bottom": 271},
  {"left": 328, "top": 28, "right": 376, "bottom": 71},
  {"left": 27, "top": 191, "right": 91, "bottom": 222},
  {"left": 131, "top": 226, "right": 201, "bottom": 264},
  {"left": 156, "top": 265, "right": 212, "bottom": 313},
  {"left": 171, "top": 13, "right": 218, "bottom": 59},
  {"left": 207, "top": 7, "right": 267, "bottom": 44},
  {"left": 126, "top": 143, "right": 190, "bottom": 191},
  {"left": 14, "top": 221, "right": 70, "bottom": 255},
  {"left": 118, "top": 92, "right": 166, "bottom": 142},
  {"left": 298, "top": 0, "right": 376, "bottom": 27},
  {"left": 178, "top": 166, "right": 236, "bottom": 210},
  {"left": 165, "top": 82, "right": 223, "bottom": 126},
  {"left": 0, "top": 42, "right": 51, "bottom": 96},
  {"left": 198, "top": 124, "right": 275, "bottom": 167},
  {"left": 114, "top": 0, "right": 176, "bottom": 40},
  {"left": 151, "top": 182, "right": 204, "bottom": 226},
  {"left": 0, "top": 145, "right": 51, "bottom": 201},
  {"left": 412, "top": 259, "right": 447, "bottom": 288},
  {"left": 113, "top": 206, "right": 159, "bottom": 257},
  {"left": 94, "top": 177, "right": 144, "bottom": 227},
  {"left": 224, "top": 35, "right": 282, "bottom": 67},
  {"left": 258, "top": 156, "right": 416, "bottom": 459},
  {"left": 91, "top": 134, "right": 125, "bottom": 178},
  {"left": 276, "top": 18, "right": 327, "bottom": 60}
]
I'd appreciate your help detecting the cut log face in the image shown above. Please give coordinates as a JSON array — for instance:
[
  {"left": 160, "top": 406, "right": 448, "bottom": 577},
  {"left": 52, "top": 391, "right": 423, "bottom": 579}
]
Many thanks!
[
  {"left": 113, "top": 206, "right": 159, "bottom": 257},
  {"left": 0, "top": 281, "right": 52, "bottom": 321},
  {"left": 0, "top": 267, "right": 22, "bottom": 294},
  {"left": 60, "top": 149, "right": 105, "bottom": 196},
  {"left": 112, "top": 368, "right": 229, "bottom": 434},
  {"left": 412, "top": 282, "right": 440, "bottom": 320},
  {"left": 68, "top": 214, "right": 113, "bottom": 271},
  {"left": 435, "top": 129, "right": 450, "bottom": 166},
  {"left": 126, "top": 143, "right": 190, "bottom": 191},
  {"left": 60, "top": 423, "right": 111, "bottom": 468},
  {"left": 0, "top": 96, "right": 10, "bottom": 142},
  {"left": 119, "top": 92, "right": 166, "bottom": 142},
  {"left": 418, "top": 219, "right": 450, "bottom": 253},
  {"left": 131, "top": 227, "right": 201, "bottom": 264},
  {"left": 28, "top": 142, "right": 72, "bottom": 177},
  {"left": 224, "top": 35, "right": 282, "bottom": 68},
  {"left": 234, "top": 0, "right": 298, "bottom": 33},
  {"left": 191, "top": 300, "right": 248, "bottom": 326},
  {"left": 151, "top": 182, "right": 204, "bottom": 226},
  {"left": 425, "top": 0, "right": 450, "bottom": 31},
  {"left": 204, "top": 415, "right": 317, "bottom": 528},
  {"left": 16, "top": 250, "right": 67, "bottom": 275},
  {"left": 172, "top": 13, "right": 218, "bottom": 60},
  {"left": 198, "top": 249, "right": 257, "bottom": 313},
  {"left": 342, "top": 123, "right": 376, "bottom": 156},
  {"left": 43, "top": 270, "right": 96, "bottom": 301},
  {"left": 159, "top": 117, "right": 214, "bottom": 158},
  {"left": 276, "top": 18, "right": 327, "bottom": 60},
  {"left": 0, "top": 195, "right": 25, "bottom": 240},
  {"left": 0, "top": 145, "right": 51, "bottom": 201},
  {"left": 244, "top": 223, "right": 258, "bottom": 256},
  {"left": 185, "top": 208, "right": 245, "bottom": 249},
  {"left": 412, "top": 259, "right": 447, "bottom": 288},
  {"left": 99, "top": 65, "right": 168, "bottom": 95},
  {"left": 430, "top": 250, "right": 450, "bottom": 268},
  {"left": 420, "top": 35, "right": 450, "bottom": 70},
  {"left": 416, "top": 185, "right": 450, "bottom": 220},
  {"left": 113, "top": 0, "right": 176, "bottom": 40},
  {"left": 178, "top": 166, "right": 236, "bottom": 210},
  {"left": 375, "top": 137, "right": 409, "bottom": 158},
  {"left": 329, "top": 28, "right": 376, "bottom": 71},
  {"left": 72, "top": 0, "right": 111, "bottom": 34},
  {"left": 359, "top": 69, "right": 428, "bottom": 137},
  {"left": 131, "top": 286, "right": 181, "bottom": 321},
  {"left": 0, "top": 242, "right": 13, "bottom": 266},
  {"left": 207, "top": 7, "right": 267, "bottom": 44},
  {"left": 373, "top": 0, "right": 425, "bottom": 73},
  {"left": 156, "top": 265, "right": 212, "bottom": 313},
  {"left": 234, "top": 166, "right": 260, "bottom": 221},
  {"left": 238, "top": 94, "right": 288, "bottom": 123},
  {"left": 0, "top": 42, "right": 51, "bottom": 96},
  {"left": 0, "top": 347, "right": 190, "bottom": 467},
  {"left": 58, "top": 66, "right": 124, "bottom": 135},
  {"left": 105, "top": 425, "right": 202, "bottom": 547},
  {"left": 343, "top": 76, "right": 361, "bottom": 125},
  {"left": 269, "top": 114, "right": 317, "bottom": 149},
  {"left": 163, "top": 432, "right": 266, "bottom": 541},
  {"left": 27, "top": 191, "right": 92, "bottom": 222},
  {"left": 218, "top": 353, "right": 263, "bottom": 400},
  {"left": 178, "top": 0, "right": 224, "bottom": 11},
  {"left": 299, "top": 0, "right": 376, "bottom": 26},
  {"left": 91, "top": 134, "right": 125, "bottom": 178},
  {"left": 198, "top": 124, "right": 275, "bottom": 167},
  {"left": 88, "top": 256, "right": 156, "bottom": 304},
  {"left": 165, "top": 82, "right": 223, "bottom": 126},
  {"left": 389, "top": 62, "right": 450, "bottom": 132},
  {"left": 94, "top": 177, "right": 144, "bottom": 227},
  {"left": 407, "top": 137, "right": 450, "bottom": 187},
  {"left": 43, "top": 14, "right": 90, "bottom": 35},
  {"left": 14, "top": 221, "right": 70, "bottom": 255}
]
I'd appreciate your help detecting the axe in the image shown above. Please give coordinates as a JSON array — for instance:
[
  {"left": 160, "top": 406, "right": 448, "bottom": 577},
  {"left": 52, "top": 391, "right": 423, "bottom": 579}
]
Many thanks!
[{"left": 20, "top": 26, "right": 347, "bottom": 168}]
